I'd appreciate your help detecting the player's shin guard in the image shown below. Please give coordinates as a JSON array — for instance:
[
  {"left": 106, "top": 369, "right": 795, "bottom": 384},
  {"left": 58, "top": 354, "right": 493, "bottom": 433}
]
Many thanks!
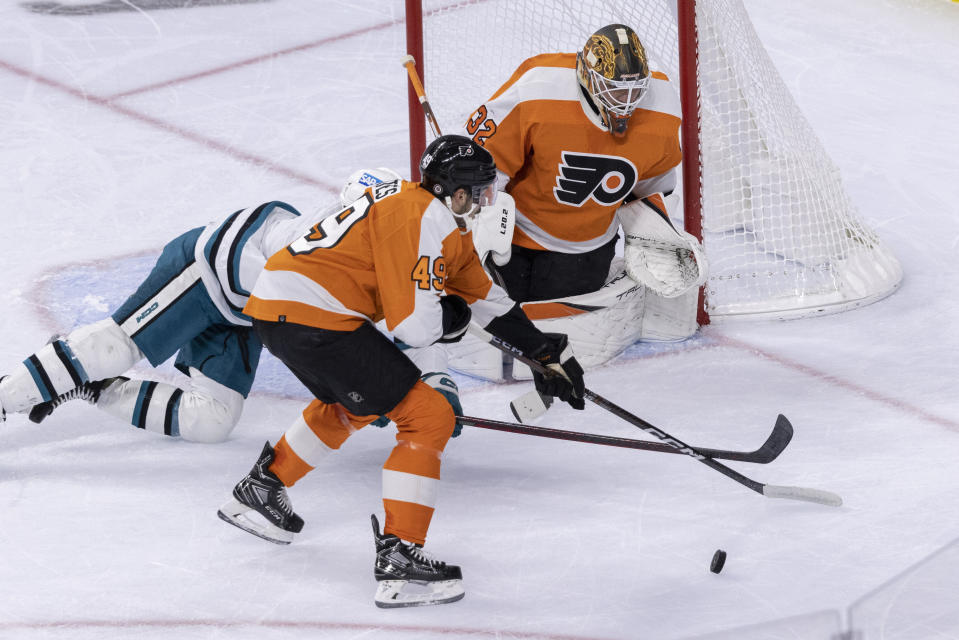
[{"left": 380, "top": 380, "right": 454, "bottom": 545}]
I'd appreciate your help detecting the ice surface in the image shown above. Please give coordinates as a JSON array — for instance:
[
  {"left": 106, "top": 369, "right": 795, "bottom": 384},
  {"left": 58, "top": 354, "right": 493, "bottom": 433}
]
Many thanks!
[{"left": 1, "top": 1, "right": 958, "bottom": 638}]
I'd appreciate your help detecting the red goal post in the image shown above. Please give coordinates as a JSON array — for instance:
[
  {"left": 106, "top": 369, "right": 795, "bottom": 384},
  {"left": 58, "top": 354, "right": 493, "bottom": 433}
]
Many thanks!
[{"left": 405, "top": 0, "right": 901, "bottom": 324}]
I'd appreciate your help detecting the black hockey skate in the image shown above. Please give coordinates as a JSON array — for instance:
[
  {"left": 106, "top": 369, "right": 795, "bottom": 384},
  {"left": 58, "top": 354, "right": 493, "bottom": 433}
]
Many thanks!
[
  {"left": 371, "top": 514, "right": 464, "bottom": 608},
  {"left": 28, "top": 377, "right": 127, "bottom": 424},
  {"left": 217, "top": 441, "right": 304, "bottom": 545}
]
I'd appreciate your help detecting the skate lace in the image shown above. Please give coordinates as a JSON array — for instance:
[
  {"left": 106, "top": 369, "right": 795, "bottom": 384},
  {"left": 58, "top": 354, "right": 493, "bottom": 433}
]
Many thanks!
[
  {"left": 276, "top": 487, "right": 294, "bottom": 516},
  {"left": 51, "top": 383, "right": 99, "bottom": 408},
  {"left": 406, "top": 543, "right": 444, "bottom": 568}
]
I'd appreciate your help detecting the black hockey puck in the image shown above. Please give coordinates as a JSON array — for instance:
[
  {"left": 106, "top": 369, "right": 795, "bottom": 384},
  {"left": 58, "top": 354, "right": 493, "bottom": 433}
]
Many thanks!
[{"left": 710, "top": 549, "right": 727, "bottom": 574}]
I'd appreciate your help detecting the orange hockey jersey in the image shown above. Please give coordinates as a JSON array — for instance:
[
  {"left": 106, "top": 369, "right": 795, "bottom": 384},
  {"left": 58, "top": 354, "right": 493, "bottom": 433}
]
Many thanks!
[
  {"left": 463, "top": 53, "right": 682, "bottom": 254},
  {"left": 243, "top": 180, "right": 515, "bottom": 347}
]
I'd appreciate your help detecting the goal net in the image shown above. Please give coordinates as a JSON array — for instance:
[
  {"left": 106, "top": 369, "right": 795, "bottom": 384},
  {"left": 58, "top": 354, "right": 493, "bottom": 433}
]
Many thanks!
[{"left": 408, "top": 0, "right": 902, "bottom": 322}]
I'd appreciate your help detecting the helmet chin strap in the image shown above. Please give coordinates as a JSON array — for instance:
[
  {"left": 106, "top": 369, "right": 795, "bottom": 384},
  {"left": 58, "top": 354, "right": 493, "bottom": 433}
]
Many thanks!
[
  {"left": 608, "top": 112, "right": 630, "bottom": 137},
  {"left": 446, "top": 196, "right": 480, "bottom": 234},
  {"left": 580, "top": 85, "right": 630, "bottom": 138}
]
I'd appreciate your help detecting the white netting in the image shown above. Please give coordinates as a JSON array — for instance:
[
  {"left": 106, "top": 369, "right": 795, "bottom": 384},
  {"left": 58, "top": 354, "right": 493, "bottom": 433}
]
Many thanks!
[{"left": 418, "top": 0, "right": 901, "bottom": 320}]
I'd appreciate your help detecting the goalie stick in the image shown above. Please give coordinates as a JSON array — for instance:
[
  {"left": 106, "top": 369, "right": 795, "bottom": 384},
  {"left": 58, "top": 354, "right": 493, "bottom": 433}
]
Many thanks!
[
  {"left": 460, "top": 413, "right": 792, "bottom": 464},
  {"left": 468, "top": 324, "right": 843, "bottom": 507},
  {"left": 402, "top": 55, "right": 444, "bottom": 138}
]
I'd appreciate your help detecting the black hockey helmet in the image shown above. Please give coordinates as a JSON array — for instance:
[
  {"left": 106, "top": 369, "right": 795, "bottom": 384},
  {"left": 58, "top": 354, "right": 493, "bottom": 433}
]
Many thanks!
[
  {"left": 576, "top": 24, "right": 651, "bottom": 137},
  {"left": 420, "top": 135, "right": 497, "bottom": 227}
]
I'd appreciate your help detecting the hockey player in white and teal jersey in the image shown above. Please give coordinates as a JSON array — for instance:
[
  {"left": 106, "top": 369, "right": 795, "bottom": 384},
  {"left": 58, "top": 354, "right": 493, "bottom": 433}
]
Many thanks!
[{"left": 0, "top": 168, "right": 402, "bottom": 442}]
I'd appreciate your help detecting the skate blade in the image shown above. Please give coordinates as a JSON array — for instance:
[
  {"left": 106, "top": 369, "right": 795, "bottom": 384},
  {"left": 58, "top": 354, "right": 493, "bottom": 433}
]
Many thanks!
[
  {"left": 374, "top": 579, "right": 465, "bottom": 608},
  {"left": 217, "top": 499, "right": 295, "bottom": 545}
]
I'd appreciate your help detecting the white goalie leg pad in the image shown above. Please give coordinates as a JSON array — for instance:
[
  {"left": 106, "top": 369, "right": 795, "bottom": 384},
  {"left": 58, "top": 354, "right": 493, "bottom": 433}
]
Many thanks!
[
  {"left": 641, "top": 286, "right": 699, "bottom": 342},
  {"left": 445, "top": 332, "right": 505, "bottom": 382},
  {"left": 375, "top": 579, "right": 465, "bottom": 608},
  {"left": 450, "top": 264, "right": 700, "bottom": 384},
  {"left": 517, "top": 261, "right": 647, "bottom": 373},
  {"left": 619, "top": 195, "right": 708, "bottom": 298},
  {"left": 453, "top": 261, "right": 655, "bottom": 381},
  {"left": 400, "top": 342, "right": 450, "bottom": 375},
  {"left": 512, "top": 259, "right": 698, "bottom": 377}
]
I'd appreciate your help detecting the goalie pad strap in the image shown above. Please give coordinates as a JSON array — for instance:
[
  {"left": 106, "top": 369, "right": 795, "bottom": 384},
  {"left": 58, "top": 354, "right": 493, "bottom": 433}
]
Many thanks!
[{"left": 640, "top": 194, "right": 668, "bottom": 222}]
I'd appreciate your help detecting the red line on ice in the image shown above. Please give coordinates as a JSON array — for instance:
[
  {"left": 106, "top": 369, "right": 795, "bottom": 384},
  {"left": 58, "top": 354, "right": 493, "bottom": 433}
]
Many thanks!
[
  {"left": 0, "top": 618, "right": 614, "bottom": 640},
  {"left": 717, "top": 334, "right": 959, "bottom": 432},
  {"left": 0, "top": 58, "right": 335, "bottom": 192},
  {"left": 106, "top": 0, "right": 486, "bottom": 99},
  {"left": 107, "top": 20, "right": 400, "bottom": 100}
]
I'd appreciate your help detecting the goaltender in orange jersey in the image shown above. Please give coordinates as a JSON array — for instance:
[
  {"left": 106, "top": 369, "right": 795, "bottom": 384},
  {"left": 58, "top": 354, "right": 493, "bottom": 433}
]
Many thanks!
[{"left": 463, "top": 24, "right": 682, "bottom": 301}]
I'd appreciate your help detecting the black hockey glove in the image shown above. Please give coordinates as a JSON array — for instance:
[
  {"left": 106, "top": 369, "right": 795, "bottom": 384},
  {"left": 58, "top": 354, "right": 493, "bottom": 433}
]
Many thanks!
[
  {"left": 530, "top": 333, "right": 585, "bottom": 410},
  {"left": 438, "top": 294, "right": 471, "bottom": 344}
]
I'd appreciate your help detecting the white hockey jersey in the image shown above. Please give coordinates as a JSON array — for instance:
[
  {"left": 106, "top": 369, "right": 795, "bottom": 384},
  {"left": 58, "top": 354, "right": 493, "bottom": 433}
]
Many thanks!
[{"left": 194, "top": 201, "right": 316, "bottom": 326}]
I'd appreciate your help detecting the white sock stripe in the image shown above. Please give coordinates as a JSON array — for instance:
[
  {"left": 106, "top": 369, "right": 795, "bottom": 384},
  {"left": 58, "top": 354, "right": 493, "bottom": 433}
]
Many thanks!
[
  {"left": 381, "top": 468, "right": 439, "bottom": 508},
  {"left": 284, "top": 415, "right": 335, "bottom": 466},
  {"left": 32, "top": 344, "right": 83, "bottom": 398},
  {"left": 140, "top": 383, "right": 179, "bottom": 435},
  {"left": 51, "top": 340, "right": 86, "bottom": 386},
  {"left": 98, "top": 378, "right": 177, "bottom": 437}
]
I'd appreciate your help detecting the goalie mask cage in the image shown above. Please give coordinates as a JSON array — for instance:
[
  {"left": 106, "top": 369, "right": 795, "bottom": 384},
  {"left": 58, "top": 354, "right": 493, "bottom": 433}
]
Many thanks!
[{"left": 405, "top": 0, "right": 902, "bottom": 323}]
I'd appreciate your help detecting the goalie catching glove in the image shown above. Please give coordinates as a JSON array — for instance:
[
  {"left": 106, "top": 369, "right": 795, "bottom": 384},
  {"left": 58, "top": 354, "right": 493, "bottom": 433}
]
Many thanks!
[{"left": 619, "top": 196, "right": 708, "bottom": 298}]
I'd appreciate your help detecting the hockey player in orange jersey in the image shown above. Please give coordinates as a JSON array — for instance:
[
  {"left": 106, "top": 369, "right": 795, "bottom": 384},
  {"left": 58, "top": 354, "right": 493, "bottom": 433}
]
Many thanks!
[
  {"left": 462, "top": 23, "right": 706, "bottom": 303},
  {"left": 217, "top": 135, "right": 586, "bottom": 608}
]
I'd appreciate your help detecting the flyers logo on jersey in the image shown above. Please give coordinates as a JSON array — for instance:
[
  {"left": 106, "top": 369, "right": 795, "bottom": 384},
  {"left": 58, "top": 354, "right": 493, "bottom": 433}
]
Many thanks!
[{"left": 554, "top": 152, "right": 638, "bottom": 207}]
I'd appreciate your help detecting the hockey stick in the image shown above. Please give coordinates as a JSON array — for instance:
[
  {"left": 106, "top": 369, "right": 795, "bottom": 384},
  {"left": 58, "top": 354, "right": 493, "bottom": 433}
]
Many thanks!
[
  {"left": 509, "top": 388, "right": 553, "bottom": 422},
  {"left": 402, "top": 55, "right": 444, "bottom": 138},
  {"left": 468, "top": 324, "right": 843, "bottom": 507},
  {"left": 460, "top": 414, "right": 792, "bottom": 464}
]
